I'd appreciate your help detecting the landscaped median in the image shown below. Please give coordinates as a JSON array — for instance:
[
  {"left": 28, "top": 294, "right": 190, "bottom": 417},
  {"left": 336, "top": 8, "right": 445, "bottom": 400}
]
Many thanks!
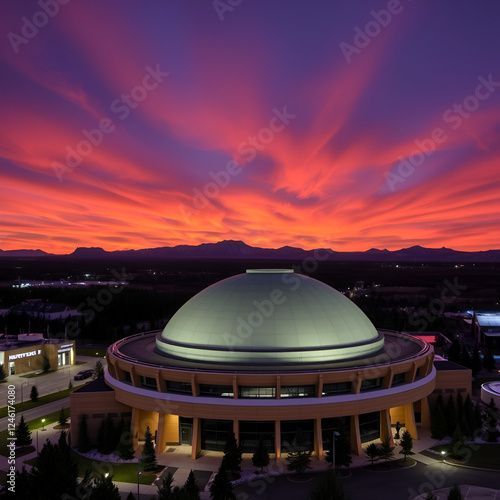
[{"left": 430, "top": 443, "right": 500, "bottom": 470}]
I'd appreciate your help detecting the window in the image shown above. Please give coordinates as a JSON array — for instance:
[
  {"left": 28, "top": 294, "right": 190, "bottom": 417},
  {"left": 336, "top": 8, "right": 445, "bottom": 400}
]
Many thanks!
[
  {"left": 280, "top": 385, "right": 316, "bottom": 398},
  {"left": 166, "top": 380, "right": 192, "bottom": 395},
  {"left": 201, "top": 419, "right": 233, "bottom": 452},
  {"left": 392, "top": 373, "right": 406, "bottom": 387},
  {"left": 281, "top": 420, "right": 314, "bottom": 452},
  {"left": 199, "top": 384, "right": 234, "bottom": 398},
  {"left": 140, "top": 376, "right": 157, "bottom": 390},
  {"left": 322, "top": 381, "right": 352, "bottom": 396},
  {"left": 360, "top": 377, "right": 383, "bottom": 392},
  {"left": 359, "top": 411, "right": 380, "bottom": 443},
  {"left": 239, "top": 421, "right": 275, "bottom": 453},
  {"left": 124, "top": 371, "right": 132, "bottom": 384},
  {"left": 238, "top": 386, "right": 276, "bottom": 398}
]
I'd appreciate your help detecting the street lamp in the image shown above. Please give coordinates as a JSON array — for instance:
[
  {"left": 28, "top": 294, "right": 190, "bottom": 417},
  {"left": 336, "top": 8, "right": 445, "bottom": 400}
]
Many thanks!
[
  {"left": 332, "top": 431, "right": 339, "bottom": 470},
  {"left": 21, "top": 381, "right": 29, "bottom": 409},
  {"left": 41, "top": 418, "right": 46, "bottom": 431},
  {"left": 137, "top": 457, "right": 145, "bottom": 499}
]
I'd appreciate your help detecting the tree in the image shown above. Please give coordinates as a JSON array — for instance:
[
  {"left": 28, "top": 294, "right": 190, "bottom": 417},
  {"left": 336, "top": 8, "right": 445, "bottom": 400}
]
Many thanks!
[
  {"left": 41, "top": 354, "right": 50, "bottom": 373},
  {"left": 378, "top": 436, "right": 394, "bottom": 462},
  {"left": 97, "top": 414, "right": 116, "bottom": 454},
  {"left": 0, "top": 363, "right": 6, "bottom": 382},
  {"left": 184, "top": 469, "right": 200, "bottom": 500},
  {"left": 431, "top": 394, "right": 447, "bottom": 439},
  {"left": 78, "top": 414, "right": 92, "bottom": 453},
  {"left": 80, "top": 472, "right": 121, "bottom": 500},
  {"left": 115, "top": 429, "right": 135, "bottom": 460},
  {"left": 462, "top": 394, "right": 474, "bottom": 437},
  {"left": 15, "top": 415, "right": 32, "bottom": 447},
  {"left": 447, "top": 484, "right": 463, "bottom": 500},
  {"left": 252, "top": 438, "right": 270, "bottom": 472},
  {"left": 309, "top": 470, "right": 349, "bottom": 500},
  {"left": 399, "top": 430, "right": 414, "bottom": 462},
  {"left": 222, "top": 431, "right": 242, "bottom": 477},
  {"left": 28, "top": 439, "right": 78, "bottom": 499},
  {"left": 58, "top": 407, "right": 68, "bottom": 427},
  {"left": 325, "top": 429, "right": 352, "bottom": 469},
  {"left": 365, "top": 443, "right": 380, "bottom": 464},
  {"left": 58, "top": 429, "right": 69, "bottom": 449},
  {"left": 445, "top": 395, "right": 458, "bottom": 436},
  {"left": 471, "top": 346, "right": 482, "bottom": 376},
  {"left": 30, "top": 385, "right": 39, "bottom": 402},
  {"left": 485, "top": 398, "right": 500, "bottom": 442},
  {"left": 68, "top": 379, "right": 73, "bottom": 390},
  {"left": 450, "top": 426, "right": 467, "bottom": 459},
  {"left": 141, "top": 425, "right": 157, "bottom": 471},
  {"left": 286, "top": 449, "right": 312, "bottom": 474},
  {"left": 157, "top": 471, "right": 174, "bottom": 500},
  {"left": 210, "top": 463, "right": 235, "bottom": 500},
  {"left": 483, "top": 348, "right": 496, "bottom": 372},
  {"left": 126, "top": 493, "right": 136, "bottom": 500},
  {"left": 93, "top": 359, "right": 105, "bottom": 379},
  {"left": 473, "top": 402, "right": 483, "bottom": 432}
]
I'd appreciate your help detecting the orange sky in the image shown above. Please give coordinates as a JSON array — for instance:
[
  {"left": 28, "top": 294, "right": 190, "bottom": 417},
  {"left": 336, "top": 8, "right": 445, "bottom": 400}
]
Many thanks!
[{"left": 1, "top": 1, "right": 500, "bottom": 254}]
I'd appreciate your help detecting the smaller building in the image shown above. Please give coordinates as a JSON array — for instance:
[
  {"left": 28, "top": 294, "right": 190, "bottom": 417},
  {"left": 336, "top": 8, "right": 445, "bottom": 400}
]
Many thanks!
[
  {"left": 473, "top": 313, "right": 500, "bottom": 351},
  {"left": 0, "top": 334, "right": 75, "bottom": 376},
  {"left": 428, "top": 357, "right": 472, "bottom": 407},
  {"left": 9, "top": 299, "right": 80, "bottom": 322},
  {"left": 481, "top": 381, "right": 500, "bottom": 408}
]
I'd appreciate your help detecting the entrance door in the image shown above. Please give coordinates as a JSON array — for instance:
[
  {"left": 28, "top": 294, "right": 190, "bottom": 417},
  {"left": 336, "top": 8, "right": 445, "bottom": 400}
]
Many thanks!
[
  {"left": 9, "top": 362, "right": 15, "bottom": 375},
  {"left": 180, "top": 423, "right": 192, "bottom": 444}
]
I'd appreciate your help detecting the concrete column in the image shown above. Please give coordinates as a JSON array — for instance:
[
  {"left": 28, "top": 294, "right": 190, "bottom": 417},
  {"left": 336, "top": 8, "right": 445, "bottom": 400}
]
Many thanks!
[
  {"left": 404, "top": 403, "right": 418, "bottom": 439},
  {"left": 131, "top": 407, "right": 140, "bottom": 447},
  {"left": 275, "top": 420, "right": 281, "bottom": 459},
  {"left": 314, "top": 418, "right": 323, "bottom": 460},
  {"left": 317, "top": 374, "right": 323, "bottom": 397},
  {"left": 420, "top": 397, "right": 431, "bottom": 429},
  {"left": 191, "top": 417, "right": 201, "bottom": 460},
  {"left": 380, "top": 409, "right": 394, "bottom": 447},
  {"left": 155, "top": 413, "right": 166, "bottom": 454},
  {"left": 350, "top": 414, "right": 362, "bottom": 455}
]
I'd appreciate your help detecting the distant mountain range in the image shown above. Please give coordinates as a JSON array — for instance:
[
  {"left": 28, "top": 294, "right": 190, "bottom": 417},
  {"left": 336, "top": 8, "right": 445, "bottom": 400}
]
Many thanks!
[{"left": 1, "top": 240, "right": 499, "bottom": 262}]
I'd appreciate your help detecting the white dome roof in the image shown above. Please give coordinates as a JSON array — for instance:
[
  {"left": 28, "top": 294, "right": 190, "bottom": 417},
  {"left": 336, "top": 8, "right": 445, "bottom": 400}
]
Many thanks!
[{"left": 156, "top": 270, "right": 384, "bottom": 368}]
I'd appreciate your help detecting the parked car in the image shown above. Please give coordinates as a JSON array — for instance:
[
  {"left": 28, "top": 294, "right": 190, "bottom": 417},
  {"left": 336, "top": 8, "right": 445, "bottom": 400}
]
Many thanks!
[{"left": 74, "top": 369, "right": 93, "bottom": 381}]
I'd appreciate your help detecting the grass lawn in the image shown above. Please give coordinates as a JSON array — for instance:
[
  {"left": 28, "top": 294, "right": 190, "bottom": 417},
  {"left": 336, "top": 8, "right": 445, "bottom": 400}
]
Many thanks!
[
  {"left": 20, "top": 370, "right": 56, "bottom": 379},
  {"left": 76, "top": 348, "right": 107, "bottom": 357},
  {"left": 431, "top": 443, "right": 500, "bottom": 469},
  {"left": 26, "top": 449, "right": 158, "bottom": 485},
  {"left": 0, "top": 386, "right": 76, "bottom": 418},
  {"left": 0, "top": 408, "right": 66, "bottom": 456}
]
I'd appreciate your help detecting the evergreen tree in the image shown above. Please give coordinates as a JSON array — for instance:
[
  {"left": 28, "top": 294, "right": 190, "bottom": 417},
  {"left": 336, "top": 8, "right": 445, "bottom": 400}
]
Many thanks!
[
  {"left": 309, "top": 470, "right": 349, "bottom": 500},
  {"left": 29, "top": 439, "right": 78, "bottom": 499},
  {"left": 222, "top": 431, "right": 242, "bottom": 476},
  {"left": 68, "top": 379, "right": 73, "bottom": 390},
  {"left": 126, "top": 493, "right": 136, "bottom": 500},
  {"left": 445, "top": 395, "right": 458, "bottom": 436},
  {"left": 30, "top": 385, "right": 39, "bottom": 402},
  {"left": 473, "top": 403, "right": 483, "bottom": 432},
  {"left": 58, "top": 407, "right": 68, "bottom": 426},
  {"left": 325, "top": 430, "right": 352, "bottom": 469},
  {"left": 113, "top": 418, "right": 125, "bottom": 451},
  {"left": 462, "top": 394, "right": 474, "bottom": 437},
  {"left": 97, "top": 414, "right": 116, "bottom": 454},
  {"left": 378, "top": 436, "right": 394, "bottom": 462},
  {"left": 93, "top": 359, "right": 105, "bottom": 379},
  {"left": 0, "top": 363, "right": 6, "bottom": 382},
  {"left": 157, "top": 471, "right": 174, "bottom": 500},
  {"left": 485, "top": 398, "right": 499, "bottom": 442},
  {"left": 58, "top": 429, "right": 69, "bottom": 449},
  {"left": 447, "top": 484, "right": 463, "bottom": 500},
  {"left": 471, "top": 347, "right": 482, "bottom": 376},
  {"left": 78, "top": 414, "right": 92, "bottom": 453},
  {"left": 80, "top": 472, "right": 121, "bottom": 500},
  {"left": 210, "top": 463, "right": 235, "bottom": 500},
  {"left": 483, "top": 348, "right": 496, "bottom": 372},
  {"left": 399, "top": 430, "right": 414, "bottom": 462},
  {"left": 365, "top": 443, "right": 380, "bottom": 464},
  {"left": 286, "top": 449, "right": 312, "bottom": 474},
  {"left": 141, "top": 425, "right": 157, "bottom": 471},
  {"left": 184, "top": 469, "right": 200, "bottom": 500},
  {"left": 115, "top": 429, "right": 135, "bottom": 460},
  {"left": 252, "top": 438, "right": 270, "bottom": 472},
  {"left": 450, "top": 426, "right": 467, "bottom": 459},
  {"left": 15, "top": 415, "right": 32, "bottom": 447},
  {"left": 431, "top": 394, "right": 448, "bottom": 439},
  {"left": 456, "top": 393, "right": 464, "bottom": 425}
]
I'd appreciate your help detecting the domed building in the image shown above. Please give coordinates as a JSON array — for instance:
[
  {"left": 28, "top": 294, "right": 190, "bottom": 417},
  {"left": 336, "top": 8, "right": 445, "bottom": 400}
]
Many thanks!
[{"left": 70, "top": 270, "right": 468, "bottom": 459}]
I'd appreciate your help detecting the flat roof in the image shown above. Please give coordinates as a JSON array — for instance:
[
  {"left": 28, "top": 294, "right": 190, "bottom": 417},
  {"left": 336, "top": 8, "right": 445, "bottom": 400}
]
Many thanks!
[
  {"left": 434, "top": 360, "right": 470, "bottom": 371},
  {"left": 110, "top": 330, "right": 430, "bottom": 374},
  {"left": 72, "top": 377, "right": 113, "bottom": 393}
]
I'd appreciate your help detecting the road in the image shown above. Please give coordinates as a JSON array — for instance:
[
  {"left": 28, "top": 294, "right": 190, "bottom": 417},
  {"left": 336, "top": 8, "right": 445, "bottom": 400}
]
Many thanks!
[{"left": 233, "top": 461, "right": 500, "bottom": 500}]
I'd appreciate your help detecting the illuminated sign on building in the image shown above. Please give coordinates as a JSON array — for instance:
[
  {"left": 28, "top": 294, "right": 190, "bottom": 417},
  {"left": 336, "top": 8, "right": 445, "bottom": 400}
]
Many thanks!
[{"left": 8, "top": 349, "right": 42, "bottom": 361}]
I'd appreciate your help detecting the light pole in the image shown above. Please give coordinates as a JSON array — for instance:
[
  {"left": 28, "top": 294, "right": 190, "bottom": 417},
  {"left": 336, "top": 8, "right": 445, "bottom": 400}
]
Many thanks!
[
  {"left": 41, "top": 418, "right": 46, "bottom": 431},
  {"left": 332, "top": 431, "right": 339, "bottom": 470},
  {"left": 21, "top": 381, "right": 29, "bottom": 409},
  {"left": 137, "top": 457, "right": 144, "bottom": 499}
]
